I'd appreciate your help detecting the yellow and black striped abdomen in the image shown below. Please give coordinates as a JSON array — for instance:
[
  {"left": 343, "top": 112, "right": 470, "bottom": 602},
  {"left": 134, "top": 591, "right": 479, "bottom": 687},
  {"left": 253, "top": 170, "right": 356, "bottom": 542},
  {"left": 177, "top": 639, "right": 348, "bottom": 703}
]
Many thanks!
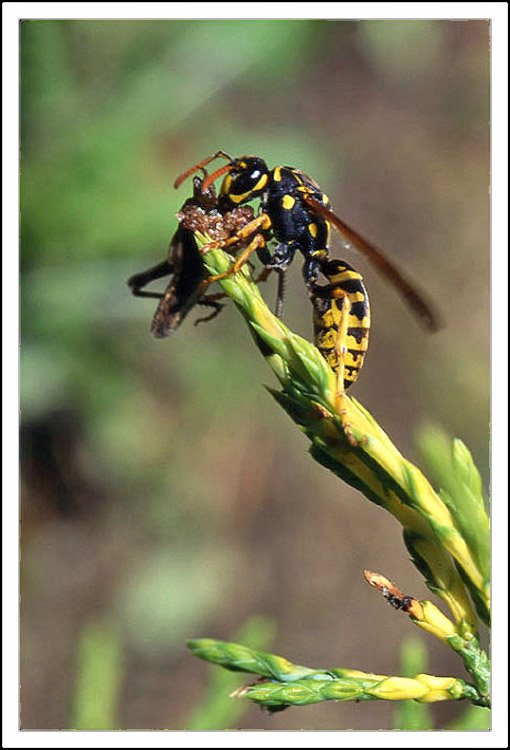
[{"left": 312, "top": 259, "right": 370, "bottom": 389}]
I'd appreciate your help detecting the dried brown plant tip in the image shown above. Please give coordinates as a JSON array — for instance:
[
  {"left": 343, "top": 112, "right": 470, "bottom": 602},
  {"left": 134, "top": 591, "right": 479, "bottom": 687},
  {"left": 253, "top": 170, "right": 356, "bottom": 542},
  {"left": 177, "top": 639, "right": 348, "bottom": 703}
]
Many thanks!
[{"left": 363, "top": 570, "right": 420, "bottom": 614}]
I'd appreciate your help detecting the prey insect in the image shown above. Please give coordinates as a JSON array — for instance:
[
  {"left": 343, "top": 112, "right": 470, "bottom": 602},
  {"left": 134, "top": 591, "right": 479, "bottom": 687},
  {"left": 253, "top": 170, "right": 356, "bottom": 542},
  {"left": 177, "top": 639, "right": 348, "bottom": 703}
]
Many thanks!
[
  {"left": 128, "top": 172, "right": 255, "bottom": 337},
  {"left": 174, "top": 152, "right": 442, "bottom": 332}
]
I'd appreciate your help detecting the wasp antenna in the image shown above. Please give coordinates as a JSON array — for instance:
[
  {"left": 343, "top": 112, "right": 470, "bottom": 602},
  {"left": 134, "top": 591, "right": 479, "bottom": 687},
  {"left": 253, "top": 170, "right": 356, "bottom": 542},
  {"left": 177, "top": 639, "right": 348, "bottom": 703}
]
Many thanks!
[
  {"left": 174, "top": 156, "right": 217, "bottom": 189},
  {"left": 214, "top": 150, "right": 234, "bottom": 162},
  {"left": 173, "top": 151, "right": 233, "bottom": 190},
  {"left": 201, "top": 163, "right": 233, "bottom": 193}
]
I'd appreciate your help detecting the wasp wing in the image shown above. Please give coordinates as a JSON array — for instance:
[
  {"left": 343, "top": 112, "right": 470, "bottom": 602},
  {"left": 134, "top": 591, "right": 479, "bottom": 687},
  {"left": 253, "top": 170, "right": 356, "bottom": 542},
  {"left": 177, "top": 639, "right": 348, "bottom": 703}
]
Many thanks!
[{"left": 304, "top": 195, "right": 443, "bottom": 332}]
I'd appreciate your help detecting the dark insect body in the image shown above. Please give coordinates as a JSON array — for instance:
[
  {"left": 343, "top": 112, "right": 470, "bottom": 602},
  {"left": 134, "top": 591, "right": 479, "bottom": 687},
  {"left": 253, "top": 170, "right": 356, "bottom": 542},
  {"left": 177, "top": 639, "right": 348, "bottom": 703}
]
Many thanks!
[{"left": 127, "top": 174, "right": 254, "bottom": 337}]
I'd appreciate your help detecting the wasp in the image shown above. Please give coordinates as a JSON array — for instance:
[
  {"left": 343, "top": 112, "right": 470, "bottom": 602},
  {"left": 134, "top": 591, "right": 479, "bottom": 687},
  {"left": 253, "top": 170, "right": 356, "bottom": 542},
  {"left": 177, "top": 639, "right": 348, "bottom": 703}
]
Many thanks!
[
  {"left": 173, "top": 151, "right": 442, "bottom": 332},
  {"left": 127, "top": 171, "right": 256, "bottom": 337}
]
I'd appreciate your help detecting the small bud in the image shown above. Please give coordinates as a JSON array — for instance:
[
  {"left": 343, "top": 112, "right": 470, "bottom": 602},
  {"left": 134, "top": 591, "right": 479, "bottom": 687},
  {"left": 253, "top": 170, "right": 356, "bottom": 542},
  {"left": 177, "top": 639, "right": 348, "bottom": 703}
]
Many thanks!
[
  {"left": 415, "top": 674, "right": 459, "bottom": 703},
  {"left": 369, "top": 677, "right": 427, "bottom": 701}
]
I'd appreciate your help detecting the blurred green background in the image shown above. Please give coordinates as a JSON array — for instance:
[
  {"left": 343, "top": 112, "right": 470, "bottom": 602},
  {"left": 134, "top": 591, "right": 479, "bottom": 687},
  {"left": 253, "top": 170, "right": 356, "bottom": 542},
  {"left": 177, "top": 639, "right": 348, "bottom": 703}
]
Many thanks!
[{"left": 20, "top": 19, "right": 489, "bottom": 730}]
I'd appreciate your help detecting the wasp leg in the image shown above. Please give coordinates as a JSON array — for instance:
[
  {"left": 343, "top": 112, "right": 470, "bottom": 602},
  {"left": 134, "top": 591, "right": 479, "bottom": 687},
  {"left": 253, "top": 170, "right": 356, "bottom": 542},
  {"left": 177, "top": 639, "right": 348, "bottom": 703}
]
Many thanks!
[
  {"left": 199, "top": 233, "right": 268, "bottom": 288},
  {"left": 198, "top": 213, "right": 287, "bottom": 316},
  {"left": 253, "top": 266, "right": 272, "bottom": 283},
  {"left": 253, "top": 265, "right": 287, "bottom": 319},
  {"left": 274, "top": 269, "right": 287, "bottom": 319},
  {"left": 194, "top": 262, "right": 275, "bottom": 326},
  {"left": 254, "top": 240, "right": 273, "bottom": 267},
  {"left": 128, "top": 260, "right": 173, "bottom": 298},
  {"left": 331, "top": 292, "right": 358, "bottom": 447},
  {"left": 210, "top": 213, "right": 272, "bottom": 252},
  {"left": 248, "top": 259, "right": 274, "bottom": 278}
]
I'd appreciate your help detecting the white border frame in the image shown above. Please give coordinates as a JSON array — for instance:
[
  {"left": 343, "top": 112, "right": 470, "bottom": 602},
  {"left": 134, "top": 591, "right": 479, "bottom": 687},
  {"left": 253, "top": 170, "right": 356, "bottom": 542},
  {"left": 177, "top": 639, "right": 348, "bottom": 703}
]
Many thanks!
[{"left": 4, "top": 3, "right": 508, "bottom": 747}]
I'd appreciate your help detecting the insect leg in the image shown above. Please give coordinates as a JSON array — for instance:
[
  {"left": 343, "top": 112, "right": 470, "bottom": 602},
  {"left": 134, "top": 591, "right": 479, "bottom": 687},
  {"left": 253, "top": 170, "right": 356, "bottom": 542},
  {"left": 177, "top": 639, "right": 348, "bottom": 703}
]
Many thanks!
[
  {"left": 194, "top": 298, "right": 226, "bottom": 326},
  {"left": 195, "top": 213, "right": 271, "bottom": 282},
  {"left": 274, "top": 270, "right": 287, "bottom": 319},
  {"left": 199, "top": 233, "right": 268, "bottom": 288},
  {"left": 253, "top": 266, "right": 273, "bottom": 283},
  {"left": 219, "top": 213, "right": 272, "bottom": 250},
  {"left": 127, "top": 260, "right": 173, "bottom": 299},
  {"left": 331, "top": 291, "right": 358, "bottom": 447},
  {"left": 193, "top": 264, "right": 275, "bottom": 326},
  {"left": 197, "top": 213, "right": 288, "bottom": 315},
  {"left": 200, "top": 291, "right": 226, "bottom": 302}
]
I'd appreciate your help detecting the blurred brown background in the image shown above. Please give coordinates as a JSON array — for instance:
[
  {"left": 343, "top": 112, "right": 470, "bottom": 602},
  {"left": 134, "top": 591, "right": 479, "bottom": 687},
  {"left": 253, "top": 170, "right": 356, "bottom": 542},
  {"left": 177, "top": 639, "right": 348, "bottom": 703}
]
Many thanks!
[{"left": 20, "top": 19, "right": 489, "bottom": 730}]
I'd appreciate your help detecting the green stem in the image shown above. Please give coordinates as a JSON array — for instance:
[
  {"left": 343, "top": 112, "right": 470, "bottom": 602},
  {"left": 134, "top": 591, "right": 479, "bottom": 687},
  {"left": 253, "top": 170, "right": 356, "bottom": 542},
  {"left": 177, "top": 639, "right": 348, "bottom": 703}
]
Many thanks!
[
  {"left": 187, "top": 638, "right": 485, "bottom": 708},
  {"left": 446, "top": 634, "right": 491, "bottom": 707},
  {"left": 191, "top": 237, "right": 491, "bottom": 706},
  {"left": 197, "top": 238, "right": 488, "bottom": 627}
]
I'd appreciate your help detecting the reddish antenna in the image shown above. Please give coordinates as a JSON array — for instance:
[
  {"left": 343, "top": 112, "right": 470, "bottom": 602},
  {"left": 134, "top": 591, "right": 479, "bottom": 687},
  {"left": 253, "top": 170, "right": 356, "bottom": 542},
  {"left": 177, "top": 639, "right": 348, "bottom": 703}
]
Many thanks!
[
  {"left": 201, "top": 163, "right": 233, "bottom": 193},
  {"left": 173, "top": 151, "right": 233, "bottom": 189}
]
